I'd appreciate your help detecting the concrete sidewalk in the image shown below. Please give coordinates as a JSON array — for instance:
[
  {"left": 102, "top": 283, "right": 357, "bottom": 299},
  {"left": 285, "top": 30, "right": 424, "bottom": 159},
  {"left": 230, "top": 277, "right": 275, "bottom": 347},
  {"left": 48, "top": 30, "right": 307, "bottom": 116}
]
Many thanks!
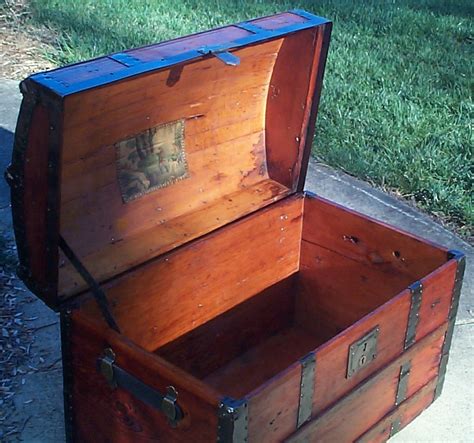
[{"left": 0, "top": 78, "right": 472, "bottom": 442}]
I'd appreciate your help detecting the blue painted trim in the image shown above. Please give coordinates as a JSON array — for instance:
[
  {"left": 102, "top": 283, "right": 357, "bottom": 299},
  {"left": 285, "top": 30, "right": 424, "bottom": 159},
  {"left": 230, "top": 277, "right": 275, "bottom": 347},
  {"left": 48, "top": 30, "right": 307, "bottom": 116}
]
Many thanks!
[
  {"left": 235, "top": 21, "right": 265, "bottom": 34},
  {"left": 108, "top": 53, "right": 142, "bottom": 67},
  {"left": 30, "top": 11, "right": 330, "bottom": 97}
]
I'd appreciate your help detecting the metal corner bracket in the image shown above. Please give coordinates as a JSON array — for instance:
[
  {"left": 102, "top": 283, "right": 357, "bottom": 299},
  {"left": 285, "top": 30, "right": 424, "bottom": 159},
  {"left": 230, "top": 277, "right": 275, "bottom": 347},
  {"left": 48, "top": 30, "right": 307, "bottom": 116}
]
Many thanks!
[
  {"left": 434, "top": 250, "right": 466, "bottom": 399},
  {"left": 217, "top": 397, "right": 248, "bottom": 442}
]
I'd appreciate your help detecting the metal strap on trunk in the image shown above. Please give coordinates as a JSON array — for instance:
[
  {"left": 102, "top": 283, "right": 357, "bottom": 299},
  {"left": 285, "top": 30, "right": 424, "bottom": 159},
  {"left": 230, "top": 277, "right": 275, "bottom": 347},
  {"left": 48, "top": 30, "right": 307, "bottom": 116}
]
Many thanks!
[{"left": 58, "top": 235, "right": 121, "bottom": 333}]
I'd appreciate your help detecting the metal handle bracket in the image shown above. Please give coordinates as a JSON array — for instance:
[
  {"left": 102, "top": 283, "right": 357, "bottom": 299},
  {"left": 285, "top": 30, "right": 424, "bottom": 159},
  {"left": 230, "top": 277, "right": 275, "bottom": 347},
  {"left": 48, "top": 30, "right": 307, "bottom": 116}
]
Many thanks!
[{"left": 97, "top": 348, "right": 183, "bottom": 427}]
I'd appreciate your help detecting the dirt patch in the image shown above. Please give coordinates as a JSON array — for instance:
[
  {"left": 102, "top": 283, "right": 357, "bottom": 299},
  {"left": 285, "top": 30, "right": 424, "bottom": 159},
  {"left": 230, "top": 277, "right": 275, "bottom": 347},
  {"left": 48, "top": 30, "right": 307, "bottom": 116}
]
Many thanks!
[{"left": 0, "top": 0, "right": 56, "bottom": 80}]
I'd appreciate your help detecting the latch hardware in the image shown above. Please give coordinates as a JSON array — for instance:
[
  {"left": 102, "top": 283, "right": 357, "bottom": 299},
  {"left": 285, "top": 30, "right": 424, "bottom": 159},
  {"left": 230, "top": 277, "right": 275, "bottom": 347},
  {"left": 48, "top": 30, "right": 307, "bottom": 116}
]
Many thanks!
[
  {"left": 97, "top": 348, "right": 183, "bottom": 427},
  {"left": 198, "top": 47, "right": 240, "bottom": 66},
  {"left": 347, "top": 326, "right": 379, "bottom": 378}
]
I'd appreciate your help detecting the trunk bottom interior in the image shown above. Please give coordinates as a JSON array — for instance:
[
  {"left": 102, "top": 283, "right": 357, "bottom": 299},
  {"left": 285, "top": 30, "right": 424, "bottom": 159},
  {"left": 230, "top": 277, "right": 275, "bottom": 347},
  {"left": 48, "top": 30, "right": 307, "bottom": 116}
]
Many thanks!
[
  {"left": 155, "top": 267, "right": 392, "bottom": 399},
  {"left": 156, "top": 275, "right": 333, "bottom": 398}
]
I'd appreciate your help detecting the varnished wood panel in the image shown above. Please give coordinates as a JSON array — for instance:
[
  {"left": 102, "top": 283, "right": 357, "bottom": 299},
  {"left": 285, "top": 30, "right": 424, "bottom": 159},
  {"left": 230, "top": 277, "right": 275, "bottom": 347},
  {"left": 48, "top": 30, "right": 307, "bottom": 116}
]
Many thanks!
[
  {"left": 416, "top": 260, "right": 457, "bottom": 342},
  {"left": 70, "top": 312, "right": 220, "bottom": 443},
  {"left": 157, "top": 275, "right": 297, "bottom": 379},
  {"left": 296, "top": 241, "right": 415, "bottom": 336},
  {"left": 59, "top": 40, "right": 285, "bottom": 296},
  {"left": 406, "top": 332, "right": 445, "bottom": 399},
  {"left": 80, "top": 195, "right": 303, "bottom": 351},
  {"left": 247, "top": 363, "right": 302, "bottom": 443},
  {"left": 354, "top": 377, "right": 437, "bottom": 443},
  {"left": 287, "top": 323, "right": 446, "bottom": 443},
  {"left": 310, "top": 288, "right": 411, "bottom": 415},
  {"left": 265, "top": 28, "right": 317, "bottom": 188},
  {"left": 22, "top": 104, "right": 50, "bottom": 288},
  {"left": 302, "top": 194, "right": 447, "bottom": 282},
  {"left": 203, "top": 325, "right": 322, "bottom": 398},
  {"left": 59, "top": 179, "right": 291, "bottom": 295}
]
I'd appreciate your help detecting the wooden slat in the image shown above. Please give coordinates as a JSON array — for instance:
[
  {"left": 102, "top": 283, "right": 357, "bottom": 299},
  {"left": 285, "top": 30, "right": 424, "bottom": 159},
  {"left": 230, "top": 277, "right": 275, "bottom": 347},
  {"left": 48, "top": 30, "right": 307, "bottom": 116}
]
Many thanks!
[
  {"left": 309, "top": 287, "right": 411, "bottom": 415},
  {"left": 61, "top": 41, "right": 281, "bottom": 159},
  {"left": 296, "top": 241, "right": 415, "bottom": 336},
  {"left": 59, "top": 179, "right": 290, "bottom": 295},
  {"left": 416, "top": 260, "right": 457, "bottom": 342},
  {"left": 79, "top": 195, "right": 303, "bottom": 351},
  {"left": 22, "top": 104, "right": 50, "bottom": 288},
  {"left": 247, "top": 364, "right": 302, "bottom": 443},
  {"left": 265, "top": 28, "right": 317, "bottom": 188},
  {"left": 303, "top": 194, "right": 447, "bottom": 281},
  {"left": 355, "top": 377, "right": 437, "bottom": 443},
  {"left": 287, "top": 323, "right": 447, "bottom": 442}
]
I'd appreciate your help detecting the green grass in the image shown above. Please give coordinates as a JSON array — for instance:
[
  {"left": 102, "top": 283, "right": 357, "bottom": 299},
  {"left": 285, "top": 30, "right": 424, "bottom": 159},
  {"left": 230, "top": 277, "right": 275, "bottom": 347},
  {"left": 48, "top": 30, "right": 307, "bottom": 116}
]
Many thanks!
[{"left": 28, "top": 0, "right": 473, "bottom": 237}]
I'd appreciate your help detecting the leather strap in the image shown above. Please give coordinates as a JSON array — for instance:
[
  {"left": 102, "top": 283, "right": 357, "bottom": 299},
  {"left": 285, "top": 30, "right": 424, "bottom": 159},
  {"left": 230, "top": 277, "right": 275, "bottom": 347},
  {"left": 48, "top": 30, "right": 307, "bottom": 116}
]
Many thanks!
[{"left": 59, "top": 235, "right": 121, "bottom": 333}]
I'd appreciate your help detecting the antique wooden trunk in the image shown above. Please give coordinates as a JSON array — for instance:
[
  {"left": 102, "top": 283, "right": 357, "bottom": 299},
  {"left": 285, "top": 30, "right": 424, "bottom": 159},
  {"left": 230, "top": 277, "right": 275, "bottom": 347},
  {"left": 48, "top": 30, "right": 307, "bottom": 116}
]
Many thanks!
[{"left": 6, "top": 10, "right": 466, "bottom": 443}]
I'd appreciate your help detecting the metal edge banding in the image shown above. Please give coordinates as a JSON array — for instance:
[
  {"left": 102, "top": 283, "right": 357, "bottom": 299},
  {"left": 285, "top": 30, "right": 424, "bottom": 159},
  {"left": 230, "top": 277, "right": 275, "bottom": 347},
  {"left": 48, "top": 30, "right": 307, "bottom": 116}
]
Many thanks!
[
  {"left": 434, "top": 250, "right": 466, "bottom": 399},
  {"left": 31, "top": 14, "right": 331, "bottom": 97},
  {"left": 108, "top": 52, "right": 142, "bottom": 67},
  {"left": 45, "top": 96, "right": 63, "bottom": 302},
  {"left": 9, "top": 82, "right": 37, "bottom": 284},
  {"left": 404, "top": 281, "right": 423, "bottom": 350},
  {"left": 395, "top": 361, "right": 411, "bottom": 406},
  {"left": 217, "top": 398, "right": 248, "bottom": 442},
  {"left": 290, "top": 9, "right": 323, "bottom": 21},
  {"left": 60, "top": 310, "right": 74, "bottom": 442},
  {"left": 297, "top": 352, "right": 316, "bottom": 428},
  {"left": 389, "top": 417, "right": 402, "bottom": 437},
  {"left": 235, "top": 21, "right": 265, "bottom": 34}
]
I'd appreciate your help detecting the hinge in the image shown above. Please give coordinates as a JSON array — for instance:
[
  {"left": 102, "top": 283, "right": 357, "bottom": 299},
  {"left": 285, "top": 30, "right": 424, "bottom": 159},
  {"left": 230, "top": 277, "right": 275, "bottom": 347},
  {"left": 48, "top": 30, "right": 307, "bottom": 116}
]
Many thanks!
[{"left": 404, "top": 281, "right": 423, "bottom": 349}]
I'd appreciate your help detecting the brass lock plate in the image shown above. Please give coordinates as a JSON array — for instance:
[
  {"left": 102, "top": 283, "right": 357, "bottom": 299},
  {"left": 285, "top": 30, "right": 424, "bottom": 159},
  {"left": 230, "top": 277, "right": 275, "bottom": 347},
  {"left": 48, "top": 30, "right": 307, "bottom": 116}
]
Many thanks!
[{"left": 347, "top": 326, "right": 379, "bottom": 378}]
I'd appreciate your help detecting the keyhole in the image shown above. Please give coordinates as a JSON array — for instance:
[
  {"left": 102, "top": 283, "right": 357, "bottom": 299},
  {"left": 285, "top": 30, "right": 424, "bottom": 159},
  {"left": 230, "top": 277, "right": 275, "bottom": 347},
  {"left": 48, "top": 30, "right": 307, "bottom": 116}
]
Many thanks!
[
  {"left": 362, "top": 342, "right": 368, "bottom": 352},
  {"left": 359, "top": 355, "right": 367, "bottom": 366}
]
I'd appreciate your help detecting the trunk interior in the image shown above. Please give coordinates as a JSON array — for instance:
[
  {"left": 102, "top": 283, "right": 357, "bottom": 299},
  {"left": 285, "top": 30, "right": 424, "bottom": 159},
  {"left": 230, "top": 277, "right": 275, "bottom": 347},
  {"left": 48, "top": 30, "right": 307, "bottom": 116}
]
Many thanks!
[{"left": 77, "top": 193, "right": 448, "bottom": 399}]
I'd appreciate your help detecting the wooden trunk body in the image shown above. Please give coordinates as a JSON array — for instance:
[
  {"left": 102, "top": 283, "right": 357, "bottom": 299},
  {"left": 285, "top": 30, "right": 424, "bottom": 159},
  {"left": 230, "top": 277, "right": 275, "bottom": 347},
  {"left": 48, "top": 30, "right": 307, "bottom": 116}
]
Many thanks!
[{"left": 7, "top": 10, "right": 465, "bottom": 443}]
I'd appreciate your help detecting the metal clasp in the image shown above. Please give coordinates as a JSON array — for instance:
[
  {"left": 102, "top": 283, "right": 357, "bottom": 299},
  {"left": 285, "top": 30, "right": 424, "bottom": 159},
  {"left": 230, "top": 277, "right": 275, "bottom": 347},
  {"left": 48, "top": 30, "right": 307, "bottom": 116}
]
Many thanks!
[{"left": 198, "top": 47, "right": 240, "bottom": 66}]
